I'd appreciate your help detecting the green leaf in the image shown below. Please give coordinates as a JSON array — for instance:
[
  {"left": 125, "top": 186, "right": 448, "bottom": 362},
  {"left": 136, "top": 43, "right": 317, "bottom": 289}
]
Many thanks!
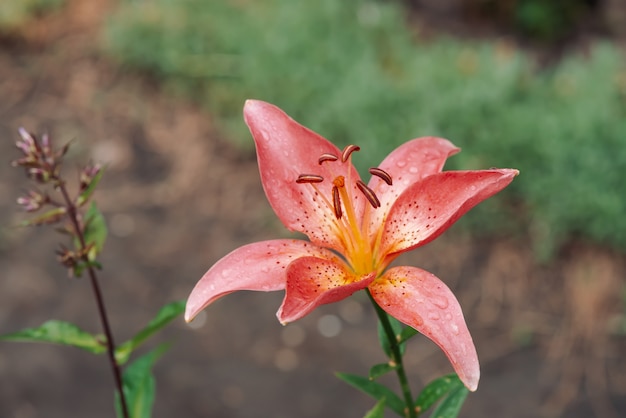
[
  {"left": 377, "top": 315, "right": 404, "bottom": 358},
  {"left": 369, "top": 362, "right": 396, "bottom": 380},
  {"left": 364, "top": 398, "right": 386, "bottom": 418},
  {"left": 73, "top": 259, "right": 103, "bottom": 278},
  {"left": 115, "top": 300, "right": 185, "bottom": 365},
  {"left": 429, "top": 385, "right": 469, "bottom": 418},
  {"left": 20, "top": 207, "right": 66, "bottom": 226},
  {"left": 76, "top": 167, "right": 104, "bottom": 207},
  {"left": 415, "top": 374, "right": 463, "bottom": 415},
  {"left": 82, "top": 201, "right": 107, "bottom": 260},
  {"left": 398, "top": 326, "right": 419, "bottom": 345},
  {"left": 115, "top": 344, "right": 168, "bottom": 418},
  {"left": 0, "top": 320, "right": 105, "bottom": 354},
  {"left": 336, "top": 372, "right": 404, "bottom": 416}
]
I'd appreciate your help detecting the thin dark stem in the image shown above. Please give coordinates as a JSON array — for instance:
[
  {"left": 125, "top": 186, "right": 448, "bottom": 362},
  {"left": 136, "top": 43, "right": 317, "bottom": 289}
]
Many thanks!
[
  {"left": 367, "top": 290, "right": 416, "bottom": 418},
  {"left": 56, "top": 181, "right": 130, "bottom": 418}
]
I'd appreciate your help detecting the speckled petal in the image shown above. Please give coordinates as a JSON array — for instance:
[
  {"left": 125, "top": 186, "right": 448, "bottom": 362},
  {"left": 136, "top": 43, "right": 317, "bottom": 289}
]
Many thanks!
[
  {"left": 366, "top": 137, "right": 459, "bottom": 237},
  {"left": 277, "top": 256, "right": 375, "bottom": 324},
  {"left": 244, "top": 100, "right": 364, "bottom": 254},
  {"left": 185, "top": 239, "right": 340, "bottom": 322},
  {"left": 380, "top": 169, "right": 519, "bottom": 256},
  {"left": 369, "top": 266, "right": 480, "bottom": 391}
]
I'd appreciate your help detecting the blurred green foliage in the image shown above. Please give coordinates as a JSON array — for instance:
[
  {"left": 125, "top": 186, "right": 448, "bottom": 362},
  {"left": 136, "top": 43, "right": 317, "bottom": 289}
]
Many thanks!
[
  {"left": 104, "top": 0, "right": 626, "bottom": 258},
  {"left": 0, "top": 0, "right": 64, "bottom": 31},
  {"left": 463, "top": 0, "right": 596, "bottom": 41}
]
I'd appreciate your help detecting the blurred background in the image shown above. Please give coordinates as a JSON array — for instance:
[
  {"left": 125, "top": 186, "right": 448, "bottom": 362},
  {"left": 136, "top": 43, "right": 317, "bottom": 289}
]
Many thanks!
[{"left": 0, "top": 0, "right": 625, "bottom": 417}]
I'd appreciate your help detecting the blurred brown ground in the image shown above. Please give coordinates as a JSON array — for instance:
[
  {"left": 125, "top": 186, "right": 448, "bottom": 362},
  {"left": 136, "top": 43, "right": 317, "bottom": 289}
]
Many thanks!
[{"left": 0, "top": 1, "right": 625, "bottom": 417}]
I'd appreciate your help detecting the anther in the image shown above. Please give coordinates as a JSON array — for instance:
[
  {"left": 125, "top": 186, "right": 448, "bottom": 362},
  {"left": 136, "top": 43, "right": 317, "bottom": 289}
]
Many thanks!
[
  {"left": 341, "top": 144, "right": 361, "bottom": 162},
  {"left": 369, "top": 167, "right": 393, "bottom": 185},
  {"left": 318, "top": 153, "right": 339, "bottom": 164},
  {"left": 356, "top": 180, "right": 380, "bottom": 208},
  {"left": 332, "top": 185, "right": 342, "bottom": 219},
  {"left": 296, "top": 174, "right": 324, "bottom": 184}
]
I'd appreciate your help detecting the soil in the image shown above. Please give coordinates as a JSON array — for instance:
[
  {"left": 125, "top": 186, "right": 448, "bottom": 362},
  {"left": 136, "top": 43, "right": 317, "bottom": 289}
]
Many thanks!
[{"left": 0, "top": 1, "right": 625, "bottom": 417}]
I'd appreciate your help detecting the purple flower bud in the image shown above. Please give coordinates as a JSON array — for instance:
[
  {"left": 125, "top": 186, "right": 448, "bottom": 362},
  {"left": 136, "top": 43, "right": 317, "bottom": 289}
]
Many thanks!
[
  {"left": 16, "top": 190, "right": 48, "bottom": 212},
  {"left": 80, "top": 162, "right": 102, "bottom": 190},
  {"left": 41, "top": 133, "right": 51, "bottom": 153},
  {"left": 16, "top": 128, "right": 38, "bottom": 155}
]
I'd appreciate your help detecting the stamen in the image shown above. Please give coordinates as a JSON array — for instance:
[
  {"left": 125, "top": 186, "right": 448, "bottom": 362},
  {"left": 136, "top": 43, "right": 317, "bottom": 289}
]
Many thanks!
[
  {"left": 318, "top": 153, "right": 339, "bottom": 164},
  {"left": 332, "top": 185, "right": 342, "bottom": 219},
  {"left": 369, "top": 167, "right": 393, "bottom": 186},
  {"left": 356, "top": 180, "right": 380, "bottom": 208},
  {"left": 341, "top": 144, "right": 361, "bottom": 162},
  {"left": 296, "top": 174, "right": 324, "bottom": 184}
]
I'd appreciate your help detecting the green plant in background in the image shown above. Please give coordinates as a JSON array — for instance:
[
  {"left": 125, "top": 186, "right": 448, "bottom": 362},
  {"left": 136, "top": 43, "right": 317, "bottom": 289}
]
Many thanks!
[
  {"left": 1, "top": 129, "right": 184, "bottom": 418},
  {"left": 0, "top": 0, "right": 65, "bottom": 31},
  {"left": 104, "top": 0, "right": 626, "bottom": 259}
]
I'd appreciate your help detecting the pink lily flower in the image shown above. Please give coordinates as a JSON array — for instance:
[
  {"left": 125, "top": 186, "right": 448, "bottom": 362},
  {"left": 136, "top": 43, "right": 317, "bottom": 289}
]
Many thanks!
[{"left": 186, "top": 100, "right": 518, "bottom": 391}]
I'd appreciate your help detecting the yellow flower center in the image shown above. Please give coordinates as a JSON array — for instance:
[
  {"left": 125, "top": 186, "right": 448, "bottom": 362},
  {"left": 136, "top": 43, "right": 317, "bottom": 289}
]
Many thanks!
[{"left": 296, "top": 145, "right": 393, "bottom": 278}]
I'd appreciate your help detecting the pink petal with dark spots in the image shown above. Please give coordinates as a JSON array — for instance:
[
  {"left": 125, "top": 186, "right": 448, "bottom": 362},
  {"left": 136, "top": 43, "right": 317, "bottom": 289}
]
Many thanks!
[
  {"left": 185, "top": 239, "right": 339, "bottom": 322},
  {"left": 366, "top": 137, "right": 459, "bottom": 237},
  {"left": 369, "top": 266, "right": 480, "bottom": 391},
  {"left": 278, "top": 256, "right": 375, "bottom": 324},
  {"left": 244, "top": 100, "right": 364, "bottom": 254},
  {"left": 380, "top": 169, "right": 519, "bottom": 256}
]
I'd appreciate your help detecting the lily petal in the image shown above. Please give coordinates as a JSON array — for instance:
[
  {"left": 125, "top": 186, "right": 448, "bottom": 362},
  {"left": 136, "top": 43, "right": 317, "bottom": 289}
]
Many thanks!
[
  {"left": 278, "top": 256, "right": 375, "bottom": 324},
  {"left": 369, "top": 266, "right": 480, "bottom": 391},
  {"left": 244, "top": 100, "right": 364, "bottom": 253},
  {"left": 185, "top": 239, "right": 340, "bottom": 322},
  {"left": 366, "top": 137, "right": 460, "bottom": 236},
  {"left": 381, "top": 169, "right": 519, "bottom": 255}
]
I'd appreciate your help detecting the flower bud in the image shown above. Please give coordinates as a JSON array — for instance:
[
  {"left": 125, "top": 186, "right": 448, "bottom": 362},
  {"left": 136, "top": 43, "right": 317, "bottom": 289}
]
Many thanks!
[{"left": 17, "top": 190, "right": 48, "bottom": 212}]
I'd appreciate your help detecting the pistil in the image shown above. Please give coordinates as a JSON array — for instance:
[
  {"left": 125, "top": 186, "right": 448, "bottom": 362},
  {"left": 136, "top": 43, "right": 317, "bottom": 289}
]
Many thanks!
[{"left": 294, "top": 144, "right": 394, "bottom": 275}]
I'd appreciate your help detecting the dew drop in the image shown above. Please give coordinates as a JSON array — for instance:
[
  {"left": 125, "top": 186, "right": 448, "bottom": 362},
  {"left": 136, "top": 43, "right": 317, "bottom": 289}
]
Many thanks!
[
  {"left": 221, "top": 269, "right": 232, "bottom": 278},
  {"left": 450, "top": 323, "right": 460, "bottom": 335},
  {"left": 431, "top": 295, "right": 449, "bottom": 309},
  {"left": 409, "top": 166, "right": 418, "bottom": 174},
  {"left": 396, "top": 160, "right": 407, "bottom": 168},
  {"left": 427, "top": 312, "right": 440, "bottom": 321},
  {"left": 412, "top": 314, "right": 424, "bottom": 327},
  {"left": 444, "top": 313, "right": 452, "bottom": 321},
  {"left": 470, "top": 185, "right": 477, "bottom": 191}
]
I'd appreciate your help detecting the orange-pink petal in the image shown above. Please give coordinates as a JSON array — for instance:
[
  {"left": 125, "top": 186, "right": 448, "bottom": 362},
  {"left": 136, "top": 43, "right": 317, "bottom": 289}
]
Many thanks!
[
  {"left": 380, "top": 169, "right": 519, "bottom": 256},
  {"left": 185, "top": 239, "right": 340, "bottom": 322},
  {"left": 244, "top": 100, "right": 364, "bottom": 254},
  {"left": 369, "top": 266, "right": 480, "bottom": 391},
  {"left": 278, "top": 256, "right": 375, "bottom": 324},
  {"left": 366, "top": 137, "right": 460, "bottom": 237}
]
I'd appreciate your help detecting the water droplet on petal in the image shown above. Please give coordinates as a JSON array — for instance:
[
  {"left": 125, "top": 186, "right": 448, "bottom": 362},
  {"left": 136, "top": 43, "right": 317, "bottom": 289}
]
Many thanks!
[
  {"left": 427, "top": 312, "right": 440, "bottom": 320},
  {"left": 450, "top": 323, "right": 459, "bottom": 335},
  {"left": 261, "top": 266, "right": 270, "bottom": 273},
  {"left": 396, "top": 160, "right": 407, "bottom": 168},
  {"left": 409, "top": 166, "right": 418, "bottom": 174},
  {"left": 470, "top": 185, "right": 477, "bottom": 191},
  {"left": 444, "top": 313, "right": 452, "bottom": 321},
  {"left": 431, "top": 295, "right": 449, "bottom": 309},
  {"left": 221, "top": 269, "right": 232, "bottom": 278}
]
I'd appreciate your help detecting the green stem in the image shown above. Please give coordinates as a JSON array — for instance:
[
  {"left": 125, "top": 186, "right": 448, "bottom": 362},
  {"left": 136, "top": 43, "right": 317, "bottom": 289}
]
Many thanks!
[
  {"left": 57, "top": 180, "right": 130, "bottom": 418},
  {"left": 367, "top": 290, "right": 416, "bottom": 418}
]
